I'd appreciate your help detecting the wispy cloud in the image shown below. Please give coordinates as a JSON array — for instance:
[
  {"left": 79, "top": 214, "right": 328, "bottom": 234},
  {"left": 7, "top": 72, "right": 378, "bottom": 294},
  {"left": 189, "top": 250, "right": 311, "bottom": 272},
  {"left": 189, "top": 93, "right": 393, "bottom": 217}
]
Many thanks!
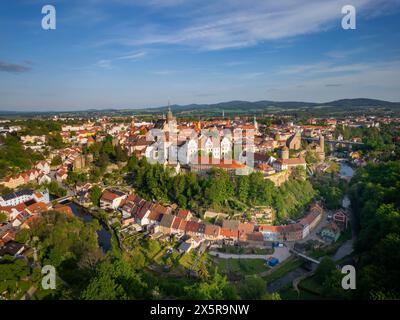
[
  {"left": 278, "top": 62, "right": 370, "bottom": 75},
  {"left": 113, "top": 0, "right": 400, "bottom": 51},
  {"left": 240, "top": 72, "right": 264, "bottom": 80},
  {"left": 95, "top": 51, "right": 147, "bottom": 69},
  {"left": 116, "top": 51, "right": 147, "bottom": 60},
  {"left": 150, "top": 69, "right": 177, "bottom": 75},
  {"left": 95, "top": 59, "right": 112, "bottom": 69},
  {"left": 0, "top": 60, "right": 32, "bottom": 73}
]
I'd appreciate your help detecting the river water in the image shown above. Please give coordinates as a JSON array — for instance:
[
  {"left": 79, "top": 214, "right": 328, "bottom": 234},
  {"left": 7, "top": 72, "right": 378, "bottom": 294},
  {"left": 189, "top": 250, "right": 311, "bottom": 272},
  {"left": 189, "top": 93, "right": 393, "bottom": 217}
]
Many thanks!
[
  {"left": 339, "top": 161, "right": 355, "bottom": 179},
  {"left": 64, "top": 202, "right": 112, "bottom": 252}
]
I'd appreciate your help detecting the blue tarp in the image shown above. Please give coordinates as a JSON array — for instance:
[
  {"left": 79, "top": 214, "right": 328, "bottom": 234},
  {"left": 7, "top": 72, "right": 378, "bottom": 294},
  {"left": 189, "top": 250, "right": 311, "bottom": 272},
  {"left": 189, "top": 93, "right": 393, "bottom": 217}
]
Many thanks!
[{"left": 268, "top": 257, "right": 279, "bottom": 267}]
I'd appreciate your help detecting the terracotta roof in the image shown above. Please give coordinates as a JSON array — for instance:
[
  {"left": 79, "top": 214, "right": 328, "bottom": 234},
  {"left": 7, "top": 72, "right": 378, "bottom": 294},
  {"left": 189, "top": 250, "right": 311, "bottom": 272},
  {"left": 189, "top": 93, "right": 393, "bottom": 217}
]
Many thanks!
[
  {"left": 53, "top": 204, "right": 73, "bottom": 217},
  {"left": 258, "top": 225, "right": 282, "bottom": 233},
  {"left": 185, "top": 221, "right": 204, "bottom": 232},
  {"left": 172, "top": 216, "right": 183, "bottom": 230},
  {"left": 101, "top": 190, "right": 125, "bottom": 202},
  {"left": 243, "top": 231, "right": 264, "bottom": 242},
  {"left": 204, "top": 224, "right": 221, "bottom": 237},
  {"left": 191, "top": 156, "right": 246, "bottom": 169},
  {"left": 279, "top": 158, "right": 306, "bottom": 165},
  {"left": 220, "top": 228, "right": 239, "bottom": 238},
  {"left": 26, "top": 202, "right": 48, "bottom": 214},
  {"left": 148, "top": 210, "right": 163, "bottom": 223},
  {"left": 177, "top": 209, "right": 190, "bottom": 219}
]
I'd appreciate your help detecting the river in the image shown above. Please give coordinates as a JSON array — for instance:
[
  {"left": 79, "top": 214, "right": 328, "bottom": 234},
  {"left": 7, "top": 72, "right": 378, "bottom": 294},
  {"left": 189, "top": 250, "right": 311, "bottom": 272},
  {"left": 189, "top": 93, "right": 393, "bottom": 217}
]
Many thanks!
[
  {"left": 339, "top": 161, "right": 355, "bottom": 179},
  {"left": 62, "top": 201, "right": 112, "bottom": 252},
  {"left": 267, "top": 161, "right": 356, "bottom": 293}
]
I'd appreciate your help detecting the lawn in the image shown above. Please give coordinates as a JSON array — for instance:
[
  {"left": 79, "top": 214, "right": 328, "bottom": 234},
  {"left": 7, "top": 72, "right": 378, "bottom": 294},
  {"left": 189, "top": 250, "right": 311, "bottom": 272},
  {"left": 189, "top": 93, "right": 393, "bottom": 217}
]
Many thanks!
[
  {"left": 298, "top": 275, "right": 324, "bottom": 296},
  {"left": 215, "top": 258, "right": 268, "bottom": 276},
  {"left": 279, "top": 284, "right": 322, "bottom": 300},
  {"left": 217, "top": 246, "right": 273, "bottom": 255},
  {"left": 262, "top": 256, "right": 304, "bottom": 284}
]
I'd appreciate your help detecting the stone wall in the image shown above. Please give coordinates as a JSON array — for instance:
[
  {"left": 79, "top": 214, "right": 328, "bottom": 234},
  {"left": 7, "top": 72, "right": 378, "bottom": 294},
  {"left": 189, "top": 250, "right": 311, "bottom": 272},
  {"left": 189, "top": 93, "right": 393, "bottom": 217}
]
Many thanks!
[{"left": 265, "top": 170, "right": 291, "bottom": 187}]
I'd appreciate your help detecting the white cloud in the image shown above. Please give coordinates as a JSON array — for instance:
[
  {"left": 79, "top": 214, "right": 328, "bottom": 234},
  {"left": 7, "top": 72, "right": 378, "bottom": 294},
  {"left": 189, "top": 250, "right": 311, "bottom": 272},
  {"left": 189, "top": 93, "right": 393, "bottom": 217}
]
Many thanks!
[
  {"left": 95, "top": 51, "right": 147, "bottom": 69},
  {"left": 116, "top": 0, "right": 400, "bottom": 50},
  {"left": 116, "top": 51, "right": 147, "bottom": 60}
]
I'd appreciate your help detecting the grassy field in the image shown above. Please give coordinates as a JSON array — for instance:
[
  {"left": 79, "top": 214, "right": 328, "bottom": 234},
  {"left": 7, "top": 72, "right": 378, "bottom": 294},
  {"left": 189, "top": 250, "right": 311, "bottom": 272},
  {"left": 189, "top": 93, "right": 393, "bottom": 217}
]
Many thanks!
[
  {"left": 298, "top": 275, "right": 324, "bottom": 296},
  {"left": 215, "top": 258, "right": 268, "bottom": 276},
  {"left": 262, "top": 256, "right": 304, "bottom": 284},
  {"left": 216, "top": 246, "right": 273, "bottom": 255},
  {"left": 279, "top": 283, "right": 321, "bottom": 300}
]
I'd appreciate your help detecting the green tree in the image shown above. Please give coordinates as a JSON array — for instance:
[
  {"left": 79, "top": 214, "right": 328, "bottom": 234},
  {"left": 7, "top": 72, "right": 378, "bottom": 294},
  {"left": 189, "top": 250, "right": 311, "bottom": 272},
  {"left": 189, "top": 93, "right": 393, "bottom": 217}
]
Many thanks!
[
  {"left": 90, "top": 186, "right": 103, "bottom": 206},
  {"left": 239, "top": 276, "right": 266, "bottom": 299},
  {"left": 0, "top": 212, "right": 8, "bottom": 224}
]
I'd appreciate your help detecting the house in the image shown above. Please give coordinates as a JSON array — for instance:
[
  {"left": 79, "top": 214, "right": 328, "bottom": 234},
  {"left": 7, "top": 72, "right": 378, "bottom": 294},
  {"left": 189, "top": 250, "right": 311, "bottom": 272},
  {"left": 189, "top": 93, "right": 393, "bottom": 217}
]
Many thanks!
[
  {"left": 135, "top": 201, "right": 153, "bottom": 226},
  {"left": 321, "top": 222, "right": 341, "bottom": 242},
  {"left": 0, "top": 230, "right": 16, "bottom": 246},
  {"left": 176, "top": 209, "right": 192, "bottom": 221},
  {"left": 238, "top": 222, "right": 255, "bottom": 239},
  {"left": 100, "top": 189, "right": 127, "bottom": 210},
  {"left": 272, "top": 157, "right": 307, "bottom": 172},
  {"left": 0, "top": 189, "right": 49, "bottom": 207},
  {"left": 258, "top": 225, "right": 282, "bottom": 241},
  {"left": 280, "top": 223, "right": 304, "bottom": 241},
  {"left": 220, "top": 220, "right": 240, "bottom": 240},
  {"left": 56, "top": 168, "right": 68, "bottom": 182},
  {"left": 36, "top": 161, "right": 51, "bottom": 174},
  {"left": 299, "top": 207, "right": 323, "bottom": 238},
  {"left": 37, "top": 173, "right": 52, "bottom": 185},
  {"left": 189, "top": 156, "right": 249, "bottom": 176},
  {"left": 333, "top": 210, "right": 348, "bottom": 228},
  {"left": 159, "top": 214, "right": 175, "bottom": 234},
  {"left": 185, "top": 221, "right": 205, "bottom": 238},
  {"left": 204, "top": 224, "right": 221, "bottom": 241},
  {"left": 239, "top": 231, "right": 265, "bottom": 246},
  {"left": 1, "top": 174, "right": 25, "bottom": 189},
  {"left": 0, "top": 241, "right": 26, "bottom": 257}
]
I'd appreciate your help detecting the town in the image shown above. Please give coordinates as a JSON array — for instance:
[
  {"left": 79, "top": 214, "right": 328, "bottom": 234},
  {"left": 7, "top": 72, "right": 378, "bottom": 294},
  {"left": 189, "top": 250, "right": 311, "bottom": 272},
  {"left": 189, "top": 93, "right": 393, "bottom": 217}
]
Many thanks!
[{"left": 1, "top": 107, "right": 398, "bottom": 300}]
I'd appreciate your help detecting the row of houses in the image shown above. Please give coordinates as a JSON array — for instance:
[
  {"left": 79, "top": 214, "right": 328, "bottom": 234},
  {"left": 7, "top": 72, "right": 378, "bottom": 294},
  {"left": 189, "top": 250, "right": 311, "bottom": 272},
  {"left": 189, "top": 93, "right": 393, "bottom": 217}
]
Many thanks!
[
  {"left": 100, "top": 189, "right": 324, "bottom": 247},
  {"left": 0, "top": 161, "right": 51, "bottom": 189},
  {"left": 0, "top": 189, "right": 72, "bottom": 248},
  {"left": 258, "top": 203, "right": 323, "bottom": 241}
]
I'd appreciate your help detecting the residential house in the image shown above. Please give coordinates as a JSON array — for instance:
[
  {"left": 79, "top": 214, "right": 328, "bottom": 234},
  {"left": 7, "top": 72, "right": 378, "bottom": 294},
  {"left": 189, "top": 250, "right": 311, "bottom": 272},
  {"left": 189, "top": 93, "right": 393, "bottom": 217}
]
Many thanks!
[
  {"left": 321, "top": 222, "right": 341, "bottom": 242},
  {"left": 100, "top": 189, "right": 127, "bottom": 210}
]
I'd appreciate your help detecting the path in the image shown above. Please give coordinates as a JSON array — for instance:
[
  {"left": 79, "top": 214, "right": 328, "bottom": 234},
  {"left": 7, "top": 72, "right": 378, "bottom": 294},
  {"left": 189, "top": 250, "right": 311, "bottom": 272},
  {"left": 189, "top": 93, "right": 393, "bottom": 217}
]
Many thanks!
[
  {"left": 209, "top": 246, "right": 291, "bottom": 263},
  {"left": 20, "top": 286, "right": 37, "bottom": 300}
]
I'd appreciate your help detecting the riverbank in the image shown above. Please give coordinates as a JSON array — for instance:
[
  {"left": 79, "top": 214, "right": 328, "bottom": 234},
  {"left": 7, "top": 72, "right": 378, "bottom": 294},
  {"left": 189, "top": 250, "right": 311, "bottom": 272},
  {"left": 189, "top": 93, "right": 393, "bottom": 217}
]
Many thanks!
[
  {"left": 266, "top": 161, "right": 357, "bottom": 297},
  {"left": 64, "top": 202, "right": 112, "bottom": 252}
]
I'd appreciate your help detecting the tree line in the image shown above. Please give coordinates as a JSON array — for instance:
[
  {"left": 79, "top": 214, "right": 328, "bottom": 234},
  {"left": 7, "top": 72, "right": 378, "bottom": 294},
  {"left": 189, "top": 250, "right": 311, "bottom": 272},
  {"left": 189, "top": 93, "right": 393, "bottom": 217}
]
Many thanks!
[{"left": 126, "top": 154, "right": 316, "bottom": 221}]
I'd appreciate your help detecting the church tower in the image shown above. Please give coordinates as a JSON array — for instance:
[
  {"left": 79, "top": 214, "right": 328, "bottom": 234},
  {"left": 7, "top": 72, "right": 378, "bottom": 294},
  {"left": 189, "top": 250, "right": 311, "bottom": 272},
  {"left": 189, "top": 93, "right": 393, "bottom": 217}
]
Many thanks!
[
  {"left": 167, "top": 101, "right": 174, "bottom": 123},
  {"left": 319, "top": 133, "right": 325, "bottom": 153},
  {"left": 279, "top": 146, "right": 289, "bottom": 160}
]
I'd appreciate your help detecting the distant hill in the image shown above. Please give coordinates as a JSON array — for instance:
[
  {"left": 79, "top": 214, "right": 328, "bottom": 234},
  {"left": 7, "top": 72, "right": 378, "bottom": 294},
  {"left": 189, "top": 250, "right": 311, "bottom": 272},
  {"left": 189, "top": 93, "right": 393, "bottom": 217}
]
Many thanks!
[
  {"left": 0, "top": 98, "right": 399, "bottom": 116},
  {"left": 142, "top": 98, "right": 400, "bottom": 115}
]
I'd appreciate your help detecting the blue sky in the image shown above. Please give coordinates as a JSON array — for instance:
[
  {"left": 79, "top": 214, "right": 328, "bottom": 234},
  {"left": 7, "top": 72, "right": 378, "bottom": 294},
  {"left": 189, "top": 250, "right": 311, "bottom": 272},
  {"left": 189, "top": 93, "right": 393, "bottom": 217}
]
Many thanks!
[{"left": 1, "top": 0, "right": 400, "bottom": 111}]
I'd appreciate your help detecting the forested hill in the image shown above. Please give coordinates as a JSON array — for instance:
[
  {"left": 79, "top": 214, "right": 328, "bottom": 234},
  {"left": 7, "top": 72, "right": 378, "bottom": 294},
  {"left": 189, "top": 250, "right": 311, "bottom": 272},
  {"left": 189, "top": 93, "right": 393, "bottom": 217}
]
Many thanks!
[
  {"left": 1, "top": 98, "right": 400, "bottom": 116},
  {"left": 349, "top": 161, "right": 400, "bottom": 299}
]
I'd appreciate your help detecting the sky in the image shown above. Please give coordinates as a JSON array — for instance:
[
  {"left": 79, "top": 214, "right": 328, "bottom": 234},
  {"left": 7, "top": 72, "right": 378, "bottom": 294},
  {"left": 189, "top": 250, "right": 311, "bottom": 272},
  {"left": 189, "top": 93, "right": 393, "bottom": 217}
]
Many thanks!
[{"left": 1, "top": 0, "right": 400, "bottom": 111}]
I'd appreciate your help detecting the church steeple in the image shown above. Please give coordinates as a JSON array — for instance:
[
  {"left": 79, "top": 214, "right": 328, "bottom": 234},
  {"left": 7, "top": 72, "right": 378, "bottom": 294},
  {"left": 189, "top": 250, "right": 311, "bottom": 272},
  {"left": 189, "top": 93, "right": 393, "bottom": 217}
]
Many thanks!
[
  {"left": 167, "top": 101, "right": 174, "bottom": 123},
  {"left": 253, "top": 115, "right": 258, "bottom": 130}
]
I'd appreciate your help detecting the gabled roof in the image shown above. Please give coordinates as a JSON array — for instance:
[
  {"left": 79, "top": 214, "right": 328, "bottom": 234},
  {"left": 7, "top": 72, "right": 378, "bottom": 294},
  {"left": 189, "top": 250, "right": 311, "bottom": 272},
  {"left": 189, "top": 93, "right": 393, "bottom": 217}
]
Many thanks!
[
  {"left": 204, "top": 224, "right": 221, "bottom": 237},
  {"left": 159, "top": 214, "right": 175, "bottom": 228}
]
